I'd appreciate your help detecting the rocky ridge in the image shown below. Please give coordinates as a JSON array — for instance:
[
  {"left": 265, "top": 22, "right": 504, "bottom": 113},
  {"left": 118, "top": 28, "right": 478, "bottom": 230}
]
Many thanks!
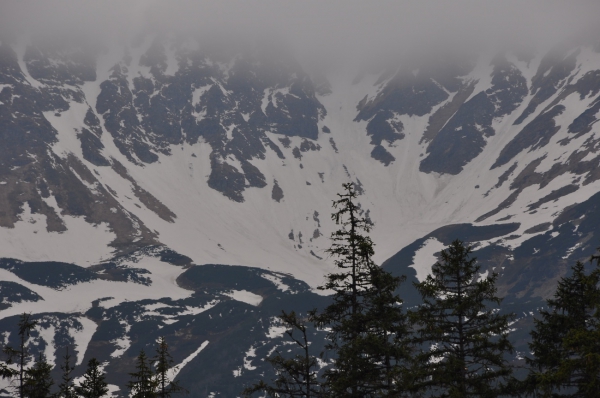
[{"left": 1, "top": 35, "right": 600, "bottom": 396}]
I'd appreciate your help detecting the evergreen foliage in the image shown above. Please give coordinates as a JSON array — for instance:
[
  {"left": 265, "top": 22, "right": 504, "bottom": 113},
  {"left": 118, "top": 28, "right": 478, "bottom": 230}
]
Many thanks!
[
  {"left": 56, "top": 347, "right": 75, "bottom": 398},
  {"left": 361, "top": 265, "right": 413, "bottom": 396},
  {"left": 153, "top": 337, "right": 187, "bottom": 398},
  {"left": 408, "top": 239, "right": 515, "bottom": 397},
  {"left": 242, "top": 311, "right": 323, "bottom": 397},
  {"left": 22, "top": 354, "right": 53, "bottom": 398},
  {"left": 311, "top": 183, "right": 411, "bottom": 397},
  {"left": 75, "top": 358, "right": 108, "bottom": 398},
  {"left": 0, "top": 346, "right": 18, "bottom": 380},
  {"left": 17, "top": 313, "right": 38, "bottom": 398},
  {"left": 128, "top": 350, "right": 157, "bottom": 398},
  {"left": 0, "top": 361, "right": 16, "bottom": 380},
  {"left": 526, "top": 250, "right": 600, "bottom": 397}
]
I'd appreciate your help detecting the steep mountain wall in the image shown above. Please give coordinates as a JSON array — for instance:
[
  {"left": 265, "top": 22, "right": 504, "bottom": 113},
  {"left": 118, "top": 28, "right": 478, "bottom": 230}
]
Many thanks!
[{"left": 1, "top": 35, "right": 600, "bottom": 396}]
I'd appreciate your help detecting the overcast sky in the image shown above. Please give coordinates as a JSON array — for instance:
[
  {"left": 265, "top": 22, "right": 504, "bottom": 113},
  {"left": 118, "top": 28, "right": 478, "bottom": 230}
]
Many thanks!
[{"left": 2, "top": 0, "right": 599, "bottom": 62}]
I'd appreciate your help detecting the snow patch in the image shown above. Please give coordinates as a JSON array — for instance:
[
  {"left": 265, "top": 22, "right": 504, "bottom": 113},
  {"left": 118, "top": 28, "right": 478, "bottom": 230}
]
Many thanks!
[
  {"left": 71, "top": 317, "right": 98, "bottom": 365},
  {"left": 266, "top": 323, "right": 287, "bottom": 339},
  {"left": 261, "top": 273, "right": 289, "bottom": 292},
  {"left": 110, "top": 322, "right": 131, "bottom": 358},
  {"left": 0, "top": 201, "right": 115, "bottom": 266},
  {"left": 562, "top": 242, "right": 583, "bottom": 259},
  {"left": 224, "top": 290, "right": 263, "bottom": 306},
  {"left": 243, "top": 345, "right": 257, "bottom": 370},
  {"left": 191, "top": 84, "right": 211, "bottom": 105},
  {"left": 167, "top": 340, "right": 209, "bottom": 381},
  {"left": 411, "top": 238, "right": 446, "bottom": 281},
  {"left": 0, "top": 257, "right": 192, "bottom": 325},
  {"left": 36, "top": 324, "right": 56, "bottom": 367}
]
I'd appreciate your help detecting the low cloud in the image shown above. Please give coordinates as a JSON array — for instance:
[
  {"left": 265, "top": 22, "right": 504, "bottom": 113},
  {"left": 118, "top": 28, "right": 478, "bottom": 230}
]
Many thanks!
[{"left": 1, "top": 0, "right": 599, "bottom": 63}]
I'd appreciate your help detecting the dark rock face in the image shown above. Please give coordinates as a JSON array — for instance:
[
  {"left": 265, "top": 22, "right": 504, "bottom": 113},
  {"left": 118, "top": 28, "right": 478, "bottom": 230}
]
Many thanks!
[
  {"left": 526, "top": 184, "right": 579, "bottom": 211},
  {"left": 513, "top": 47, "right": 579, "bottom": 125},
  {"left": 0, "top": 247, "right": 183, "bottom": 291},
  {"left": 478, "top": 133, "right": 600, "bottom": 223},
  {"left": 271, "top": 180, "right": 284, "bottom": 202},
  {"left": 420, "top": 91, "right": 495, "bottom": 174},
  {"left": 355, "top": 57, "right": 473, "bottom": 165},
  {"left": 78, "top": 126, "right": 110, "bottom": 167},
  {"left": 0, "top": 258, "right": 97, "bottom": 290},
  {"left": 0, "top": 281, "right": 42, "bottom": 309},
  {"left": 567, "top": 95, "right": 600, "bottom": 139},
  {"left": 0, "top": 44, "right": 59, "bottom": 168},
  {"left": 366, "top": 110, "right": 404, "bottom": 145},
  {"left": 420, "top": 82, "right": 476, "bottom": 144},
  {"left": 329, "top": 137, "right": 338, "bottom": 153},
  {"left": 97, "top": 64, "right": 161, "bottom": 164},
  {"left": 356, "top": 72, "right": 450, "bottom": 121},
  {"left": 421, "top": 56, "right": 528, "bottom": 174},
  {"left": 371, "top": 145, "right": 395, "bottom": 166},
  {"left": 492, "top": 105, "right": 564, "bottom": 170},
  {"left": 24, "top": 44, "right": 96, "bottom": 86},
  {"left": 469, "top": 52, "right": 600, "bottom": 224},
  {"left": 0, "top": 36, "right": 329, "bottom": 253},
  {"left": 363, "top": 110, "right": 404, "bottom": 165},
  {"left": 501, "top": 190, "right": 600, "bottom": 300},
  {"left": 93, "top": 39, "right": 325, "bottom": 202},
  {"left": 551, "top": 70, "right": 600, "bottom": 146},
  {"left": 523, "top": 222, "right": 552, "bottom": 234},
  {"left": 0, "top": 42, "right": 158, "bottom": 252}
]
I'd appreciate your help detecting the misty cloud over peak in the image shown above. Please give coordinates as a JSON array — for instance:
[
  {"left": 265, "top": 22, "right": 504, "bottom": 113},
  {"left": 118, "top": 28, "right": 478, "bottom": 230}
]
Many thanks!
[{"left": 1, "top": 0, "right": 600, "bottom": 65}]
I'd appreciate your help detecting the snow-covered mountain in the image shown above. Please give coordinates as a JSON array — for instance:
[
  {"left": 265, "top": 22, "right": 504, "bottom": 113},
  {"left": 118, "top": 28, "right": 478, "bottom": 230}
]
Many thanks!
[{"left": 1, "top": 33, "right": 600, "bottom": 396}]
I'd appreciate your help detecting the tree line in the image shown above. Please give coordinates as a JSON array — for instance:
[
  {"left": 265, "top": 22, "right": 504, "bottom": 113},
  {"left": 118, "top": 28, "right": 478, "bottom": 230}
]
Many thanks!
[
  {"left": 0, "top": 324, "right": 186, "bottom": 398},
  {"left": 244, "top": 183, "right": 600, "bottom": 398}
]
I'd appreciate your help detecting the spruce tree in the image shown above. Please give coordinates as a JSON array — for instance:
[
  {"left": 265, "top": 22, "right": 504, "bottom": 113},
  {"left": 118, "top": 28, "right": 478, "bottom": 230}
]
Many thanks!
[
  {"left": 0, "top": 346, "right": 17, "bottom": 380},
  {"left": 362, "top": 265, "right": 412, "bottom": 396},
  {"left": 526, "top": 252, "right": 600, "bottom": 397},
  {"left": 311, "top": 183, "right": 411, "bottom": 397},
  {"left": 128, "top": 350, "right": 157, "bottom": 398},
  {"left": 242, "top": 311, "right": 323, "bottom": 397},
  {"left": 408, "top": 239, "right": 514, "bottom": 397},
  {"left": 75, "top": 358, "right": 109, "bottom": 398},
  {"left": 0, "top": 361, "right": 16, "bottom": 380},
  {"left": 153, "top": 337, "right": 187, "bottom": 398},
  {"left": 17, "top": 313, "right": 38, "bottom": 398},
  {"left": 22, "top": 353, "right": 53, "bottom": 398},
  {"left": 56, "top": 347, "right": 75, "bottom": 398}
]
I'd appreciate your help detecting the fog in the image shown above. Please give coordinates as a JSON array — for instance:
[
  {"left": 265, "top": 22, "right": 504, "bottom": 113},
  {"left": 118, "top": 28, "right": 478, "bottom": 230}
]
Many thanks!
[{"left": 1, "top": 0, "right": 600, "bottom": 64}]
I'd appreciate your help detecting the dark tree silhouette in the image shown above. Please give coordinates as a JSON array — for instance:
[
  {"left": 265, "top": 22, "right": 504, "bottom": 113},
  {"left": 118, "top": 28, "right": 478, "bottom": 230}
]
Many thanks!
[
  {"left": 17, "top": 313, "right": 38, "bottom": 398},
  {"left": 22, "top": 354, "right": 53, "bottom": 398},
  {"left": 56, "top": 347, "right": 75, "bottom": 398},
  {"left": 526, "top": 248, "right": 600, "bottom": 397},
  {"left": 409, "top": 240, "right": 514, "bottom": 397},
  {"left": 128, "top": 350, "right": 157, "bottom": 398},
  {"left": 311, "top": 183, "right": 411, "bottom": 397},
  {"left": 75, "top": 358, "right": 109, "bottom": 398},
  {"left": 0, "top": 345, "right": 18, "bottom": 380},
  {"left": 153, "top": 337, "right": 187, "bottom": 398},
  {"left": 242, "top": 311, "right": 323, "bottom": 397}
]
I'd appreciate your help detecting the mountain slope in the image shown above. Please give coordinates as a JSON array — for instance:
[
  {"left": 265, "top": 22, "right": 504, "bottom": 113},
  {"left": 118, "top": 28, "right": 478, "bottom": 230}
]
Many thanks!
[{"left": 1, "top": 34, "right": 600, "bottom": 396}]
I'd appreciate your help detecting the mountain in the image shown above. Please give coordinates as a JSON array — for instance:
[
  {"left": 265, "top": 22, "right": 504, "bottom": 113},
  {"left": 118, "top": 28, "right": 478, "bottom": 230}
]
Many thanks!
[{"left": 1, "top": 34, "right": 600, "bottom": 396}]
